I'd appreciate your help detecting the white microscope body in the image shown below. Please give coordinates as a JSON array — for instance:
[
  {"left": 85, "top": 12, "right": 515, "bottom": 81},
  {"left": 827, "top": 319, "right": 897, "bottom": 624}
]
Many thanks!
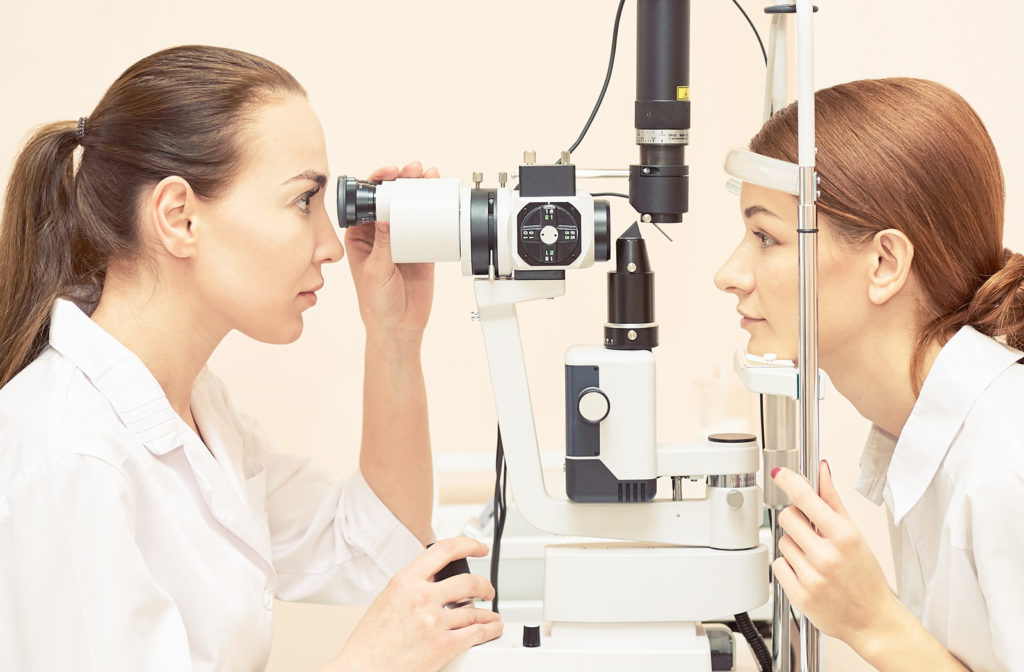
[{"left": 442, "top": 277, "right": 769, "bottom": 672}]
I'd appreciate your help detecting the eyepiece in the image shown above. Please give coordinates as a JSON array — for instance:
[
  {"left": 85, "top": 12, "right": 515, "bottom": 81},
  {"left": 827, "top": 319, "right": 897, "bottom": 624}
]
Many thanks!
[{"left": 336, "top": 176, "right": 379, "bottom": 228}]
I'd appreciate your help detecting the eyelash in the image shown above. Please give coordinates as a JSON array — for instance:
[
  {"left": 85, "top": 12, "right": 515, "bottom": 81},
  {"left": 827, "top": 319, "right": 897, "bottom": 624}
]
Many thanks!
[
  {"left": 296, "top": 187, "right": 321, "bottom": 213},
  {"left": 752, "top": 230, "right": 777, "bottom": 249}
]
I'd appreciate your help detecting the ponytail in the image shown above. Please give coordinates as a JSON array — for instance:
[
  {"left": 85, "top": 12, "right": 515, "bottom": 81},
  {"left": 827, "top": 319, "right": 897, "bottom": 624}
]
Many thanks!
[
  {"left": 0, "top": 45, "right": 305, "bottom": 389},
  {"left": 965, "top": 248, "right": 1024, "bottom": 350},
  {"left": 0, "top": 122, "right": 81, "bottom": 388}
]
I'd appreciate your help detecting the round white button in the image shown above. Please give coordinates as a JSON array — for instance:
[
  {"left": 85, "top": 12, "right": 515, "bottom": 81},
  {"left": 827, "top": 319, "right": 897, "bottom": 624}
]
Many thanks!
[
  {"left": 263, "top": 587, "right": 274, "bottom": 611},
  {"left": 540, "top": 225, "right": 558, "bottom": 245},
  {"left": 578, "top": 389, "right": 610, "bottom": 424}
]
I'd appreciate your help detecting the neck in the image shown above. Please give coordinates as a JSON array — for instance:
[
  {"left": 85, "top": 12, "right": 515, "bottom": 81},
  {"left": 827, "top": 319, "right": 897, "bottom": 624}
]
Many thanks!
[
  {"left": 821, "top": 319, "right": 940, "bottom": 438},
  {"left": 90, "top": 266, "right": 227, "bottom": 426}
]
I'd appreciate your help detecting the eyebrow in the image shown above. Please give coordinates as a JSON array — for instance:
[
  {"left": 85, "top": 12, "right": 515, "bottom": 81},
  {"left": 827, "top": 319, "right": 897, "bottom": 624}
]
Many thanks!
[
  {"left": 744, "top": 205, "right": 781, "bottom": 219},
  {"left": 283, "top": 170, "right": 327, "bottom": 188}
]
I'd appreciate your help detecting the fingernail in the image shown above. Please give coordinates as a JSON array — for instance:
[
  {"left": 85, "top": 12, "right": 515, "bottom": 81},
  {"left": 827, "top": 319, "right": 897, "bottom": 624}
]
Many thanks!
[
  {"left": 771, "top": 467, "right": 781, "bottom": 479},
  {"left": 823, "top": 460, "right": 831, "bottom": 478}
]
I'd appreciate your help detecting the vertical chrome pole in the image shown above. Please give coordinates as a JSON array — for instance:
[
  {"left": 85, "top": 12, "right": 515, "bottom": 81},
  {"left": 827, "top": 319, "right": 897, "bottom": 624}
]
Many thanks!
[
  {"left": 763, "top": 395, "right": 797, "bottom": 672},
  {"left": 797, "top": 166, "right": 820, "bottom": 672},
  {"left": 795, "top": 0, "right": 820, "bottom": 670}
]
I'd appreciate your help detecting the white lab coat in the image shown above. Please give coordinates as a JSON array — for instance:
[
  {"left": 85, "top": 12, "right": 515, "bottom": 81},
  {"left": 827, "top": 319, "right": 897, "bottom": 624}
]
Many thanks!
[
  {"left": 0, "top": 298, "right": 426, "bottom": 671},
  {"left": 857, "top": 326, "right": 1024, "bottom": 672}
]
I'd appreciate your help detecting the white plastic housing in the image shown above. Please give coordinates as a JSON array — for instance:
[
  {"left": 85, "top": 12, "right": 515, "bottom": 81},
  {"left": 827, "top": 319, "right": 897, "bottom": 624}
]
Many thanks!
[
  {"left": 375, "top": 178, "right": 462, "bottom": 263},
  {"left": 565, "top": 345, "right": 657, "bottom": 482}
]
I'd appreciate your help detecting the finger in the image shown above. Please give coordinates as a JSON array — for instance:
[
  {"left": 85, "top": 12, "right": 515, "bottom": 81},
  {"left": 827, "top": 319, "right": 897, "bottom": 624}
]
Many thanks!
[
  {"left": 423, "top": 166, "right": 440, "bottom": 179},
  {"left": 777, "top": 533, "right": 819, "bottom": 587},
  {"left": 436, "top": 573, "right": 495, "bottom": 605},
  {"left": 817, "top": 459, "right": 849, "bottom": 518},
  {"left": 772, "top": 556, "right": 808, "bottom": 611},
  {"left": 413, "top": 537, "right": 490, "bottom": 577},
  {"left": 398, "top": 161, "right": 424, "bottom": 179},
  {"left": 776, "top": 504, "right": 824, "bottom": 557},
  {"left": 448, "top": 619, "right": 504, "bottom": 650},
  {"left": 367, "top": 165, "right": 400, "bottom": 182},
  {"left": 772, "top": 467, "right": 842, "bottom": 537},
  {"left": 440, "top": 606, "right": 501, "bottom": 631}
]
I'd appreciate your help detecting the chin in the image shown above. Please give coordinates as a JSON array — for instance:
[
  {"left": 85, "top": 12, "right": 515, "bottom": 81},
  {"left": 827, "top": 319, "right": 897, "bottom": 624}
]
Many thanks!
[{"left": 244, "top": 316, "right": 304, "bottom": 345}]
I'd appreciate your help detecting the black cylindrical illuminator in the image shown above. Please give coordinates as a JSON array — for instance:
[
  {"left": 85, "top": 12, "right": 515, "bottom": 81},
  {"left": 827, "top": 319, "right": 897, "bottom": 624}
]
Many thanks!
[
  {"left": 605, "top": 223, "right": 658, "bottom": 350},
  {"left": 629, "top": 0, "right": 690, "bottom": 223}
]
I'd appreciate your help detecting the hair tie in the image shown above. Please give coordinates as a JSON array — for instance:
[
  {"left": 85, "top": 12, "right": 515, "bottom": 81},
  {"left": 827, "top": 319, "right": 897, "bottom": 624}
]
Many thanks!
[{"left": 75, "top": 117, "right": 87, "bottom": 144}]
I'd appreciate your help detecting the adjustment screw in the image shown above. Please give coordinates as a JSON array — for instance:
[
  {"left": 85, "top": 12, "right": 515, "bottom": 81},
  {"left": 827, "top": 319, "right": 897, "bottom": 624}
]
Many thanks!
[
  {"left": 641, "top": 214, "right": 653, "bottom": 223},
  {"left": 627, "top": 262, "right": 637, "bottom": 273},
  {"left": 472, "top": 171, "right": 483, "bottom": 189},
  {"left": 627, "top": 329, "right": 638, "bottom": 341},
  {"left": 726, "top": 490, "right": 744, "bottom": 510},
  {"left": 523, "top": 150, "right": 537, "bottom": 165},
  {"left": 470, "top": 312, "right": 480, "bottom": 321},
  {"left": 498, "top": 171, "right": 508, "bottom": 187}
]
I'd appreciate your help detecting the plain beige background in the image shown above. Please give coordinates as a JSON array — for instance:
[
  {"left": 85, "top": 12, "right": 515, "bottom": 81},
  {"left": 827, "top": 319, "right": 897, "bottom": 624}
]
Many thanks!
[{"left": 2, "top": 1, "right": 1023, "bottom": 670}]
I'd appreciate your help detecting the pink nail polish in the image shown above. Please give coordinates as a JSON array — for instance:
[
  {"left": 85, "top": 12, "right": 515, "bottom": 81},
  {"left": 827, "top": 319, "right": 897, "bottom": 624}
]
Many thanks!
[
  {"left": 771, "top": 467, "right": 781, "bottom": 479},
  {"left": 823, "top": 460, "right": 831, "bottom": 478}
]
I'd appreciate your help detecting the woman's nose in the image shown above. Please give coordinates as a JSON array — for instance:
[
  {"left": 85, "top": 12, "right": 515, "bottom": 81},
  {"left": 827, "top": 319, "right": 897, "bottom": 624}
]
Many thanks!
[
  {"left": 316, "top": 211, "right": 345, "bottom": 264},
  {"left": 714, "top": 247, "right": 753, "bottom": 295}
]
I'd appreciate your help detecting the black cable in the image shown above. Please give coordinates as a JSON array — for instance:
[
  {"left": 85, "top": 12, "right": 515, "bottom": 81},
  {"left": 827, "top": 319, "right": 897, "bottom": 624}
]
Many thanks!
[
  {"left": 556, "top": 0, "right": 627, "bottom": 163},
  {"left": 759, "top": 393, "right": 766, "bottom": 450},
  {"left": 731, "top": 0, "right": 768, "bottom": 67},
  {"left": 489, "top": 426, "right": 508, "bottom": 614},
  {"left": 734, "top": 612, "right": 773, "bottom": 672},
  {"left": 591, "top": 192, "right": 629, "bottom": 199}
]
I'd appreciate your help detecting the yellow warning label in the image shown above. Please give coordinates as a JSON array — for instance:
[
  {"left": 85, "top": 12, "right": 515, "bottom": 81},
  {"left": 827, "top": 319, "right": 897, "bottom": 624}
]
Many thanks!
[{"left": 677, "top": 86, "right": 690, "bottom": 101}]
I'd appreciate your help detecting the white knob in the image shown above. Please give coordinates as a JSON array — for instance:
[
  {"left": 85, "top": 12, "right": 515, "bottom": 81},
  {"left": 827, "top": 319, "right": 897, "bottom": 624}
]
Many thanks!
[{"left": 578, "top": 388, "right": 610, "bottom": 424}]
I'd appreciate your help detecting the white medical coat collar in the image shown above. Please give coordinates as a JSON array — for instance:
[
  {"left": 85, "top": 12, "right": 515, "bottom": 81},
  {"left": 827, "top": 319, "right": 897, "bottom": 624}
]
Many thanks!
[
  {"left": 48, "top": 297, "right": 188, "bottom": 456},
  {"left": 857, "top": 326, "right": 1023, "bottom": 524}
]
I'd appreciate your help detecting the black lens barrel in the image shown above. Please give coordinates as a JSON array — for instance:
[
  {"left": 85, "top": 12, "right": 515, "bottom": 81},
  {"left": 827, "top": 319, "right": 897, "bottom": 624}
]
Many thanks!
[
  {"left": 336, "top": 176, "right": 378, "bottom": 228},
  {"left": 630, "top": 0, "right": 690, "bottom": 224}
]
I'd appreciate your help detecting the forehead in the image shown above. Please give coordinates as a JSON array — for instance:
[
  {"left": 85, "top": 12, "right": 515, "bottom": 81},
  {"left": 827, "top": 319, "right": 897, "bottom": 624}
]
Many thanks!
[
  {"left": 236, "top": 95, "right": 327, "bottom": 183},
  {"left": 739, "top": 182, "right": 799, "bottom": 222}
]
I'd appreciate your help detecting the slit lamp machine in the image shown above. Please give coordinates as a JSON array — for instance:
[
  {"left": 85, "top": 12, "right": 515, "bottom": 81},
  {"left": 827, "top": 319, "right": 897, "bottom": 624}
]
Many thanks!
[{"left": 337, "top": 1, "right": 824, "bottom": 670}]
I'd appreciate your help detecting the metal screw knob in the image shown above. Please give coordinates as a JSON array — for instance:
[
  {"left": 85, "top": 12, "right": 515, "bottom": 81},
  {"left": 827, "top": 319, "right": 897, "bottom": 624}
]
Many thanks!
[
  {"left": 523, "top": 150, "right": 537, "bottom": 165},
  {"left": 472, "top": 171, "right": 483, "bottom": 188}
]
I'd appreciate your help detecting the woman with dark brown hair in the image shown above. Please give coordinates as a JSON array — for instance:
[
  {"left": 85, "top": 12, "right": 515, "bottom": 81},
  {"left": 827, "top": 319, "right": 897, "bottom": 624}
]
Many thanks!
[
  {"left": 0, "top": 46, "right": 500, "bottom": 671},
  {"left": 717, "top": 77, "right": 1024, "bottom": 671}
]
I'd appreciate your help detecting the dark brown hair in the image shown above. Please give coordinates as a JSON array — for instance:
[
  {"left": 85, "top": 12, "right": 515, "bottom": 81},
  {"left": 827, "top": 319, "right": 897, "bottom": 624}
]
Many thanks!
[
  {"left": 751, "top": 77, "right": 1022, "bottom": 392},
  {"left": 0, "top": 45, "right": 305, "bottom": 387}
]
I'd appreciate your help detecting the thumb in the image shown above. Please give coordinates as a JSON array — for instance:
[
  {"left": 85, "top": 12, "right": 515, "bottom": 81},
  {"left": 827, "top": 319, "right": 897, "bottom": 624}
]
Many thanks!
[
  {"left": 373, "top": 219, "right": 391, "bottom": 252},
  {"left": 818, "top": 459, "right": 848, "bottom": 518}
]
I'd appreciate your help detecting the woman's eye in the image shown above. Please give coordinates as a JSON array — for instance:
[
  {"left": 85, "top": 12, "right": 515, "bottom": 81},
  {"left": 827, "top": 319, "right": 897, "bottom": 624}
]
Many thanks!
[
  {"left": 753, "top": 230, "right": 777, "bottom": 248},
  {"left": 297, "top": 187, "right": 320, "bottom": 213}
]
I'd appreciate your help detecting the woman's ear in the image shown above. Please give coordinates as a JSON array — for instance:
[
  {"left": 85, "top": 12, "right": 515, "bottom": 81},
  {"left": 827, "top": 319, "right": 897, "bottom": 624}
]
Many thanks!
[
  {"left": 146, "top": 176, "right": 197, "bottom": 259},
  {"left": 867, "top": 229, "right": 914, "bottom": 306}
]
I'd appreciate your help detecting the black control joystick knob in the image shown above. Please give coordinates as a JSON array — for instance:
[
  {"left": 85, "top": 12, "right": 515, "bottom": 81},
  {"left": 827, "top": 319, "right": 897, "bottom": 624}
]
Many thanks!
[
  {"left": 427, "top": 542, "right": 473, "bottom": 608},
  {"left": 522, "top": 625, "right": 542, "bottom": 648}
]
